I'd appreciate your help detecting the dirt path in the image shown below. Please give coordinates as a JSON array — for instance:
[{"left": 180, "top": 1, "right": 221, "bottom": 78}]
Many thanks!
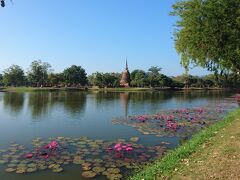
[{"left": 169, "top": 118, "right": 240, "bottom": 180}]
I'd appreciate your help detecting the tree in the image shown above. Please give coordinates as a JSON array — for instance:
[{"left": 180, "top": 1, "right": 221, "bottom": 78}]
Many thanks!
[
  {"left": 172, "top": 0, "right": 240, "bottom": 73},
  {"left": 48, "top": 73, "right": 64, "bottom": 87},
  {"left": 147, "top": 66, "right": 162, "bottom": 87},
  {"left": 88, "top": 72, "right": 120, "bottom": 88},
  {"left": 63, "top": 65, "right": 87, "bottom": 86},
  {"left": 1, "top": 0, "right": 5, "bottom": 7},
  {"left": 2, "top": 65, "right": 25, "bottom": 86},
  {"left": 0, "top": 73, "right": 3, "bottom": 86},
  {"left": 27, "top": 60, "right": 52, "bottom": 87},
  {"left": 131, "top": 70, "right": 146, "bottom": 87},
  {"left": 148, "top": 66, "right": 162, "bottom": 76}
]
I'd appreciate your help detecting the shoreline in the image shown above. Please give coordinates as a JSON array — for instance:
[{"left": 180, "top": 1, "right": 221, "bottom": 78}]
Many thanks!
[
  {"left": 0, "top": 87, "right": 233, "bottom": 93},
  {"left": 129, "top": 108, "right": 240, "bottom": 180}
]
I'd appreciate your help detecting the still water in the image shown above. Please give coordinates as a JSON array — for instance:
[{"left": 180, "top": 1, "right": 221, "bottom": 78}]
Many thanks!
[{"left": 0, "top": 90, "right": 238, "bottom": 180}]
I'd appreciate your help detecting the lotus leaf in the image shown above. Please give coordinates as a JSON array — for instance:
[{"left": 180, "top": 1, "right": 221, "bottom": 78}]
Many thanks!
[
  {"left": 27, "top": 168, "right": 37, "bottom": 173},
  {"left": 5, "top": 168, "right": 16, "bottom": 173},
  {"left": 92, "top": 166, "right": 106, "bottom": 173},
  {"left": 106, "top": 168, "right": 120, "bottom": 174},
  {"left": 130, "top": 137, "right": 139, "bottom": 142},
  {"left": 52, "top": 167, "right": 64, "bottom": 173},
  {"left": 81, "top": 171, "right": 97, "bottom": 178}
]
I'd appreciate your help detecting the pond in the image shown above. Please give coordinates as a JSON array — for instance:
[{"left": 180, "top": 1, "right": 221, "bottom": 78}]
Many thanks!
[{"left": 0, "top": 90, "right": 238, "bottom": 180}]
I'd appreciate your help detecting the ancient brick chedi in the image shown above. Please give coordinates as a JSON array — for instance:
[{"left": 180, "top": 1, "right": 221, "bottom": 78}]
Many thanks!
[{"left": 120, "top": 60, "right": 131, "bottom": 87}]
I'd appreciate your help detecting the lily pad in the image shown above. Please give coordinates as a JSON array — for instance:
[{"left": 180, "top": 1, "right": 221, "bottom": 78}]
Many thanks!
[
  {"left": 16, "top": 167, "right": 27, "bottom": 174},
  {"left": 81, "top": 171, "right": 97, "bottom": 178},
  {"left": 52, "top": 167, "right": 64, "bottom": 173},
  {"left": 106, "top": 168, "right": 120, "bottom": 174},
  {"left": 130, "top": 137, "right": 139, "bottom": 142},
  {"left": 27, "top": 168, "right": 37, "bottom": 173},
  {"left": 92, "top": 166, "right": 106, "bottom": 173},
  {"left": 5, "top": 168, "right": 16, "bottom": 173}
]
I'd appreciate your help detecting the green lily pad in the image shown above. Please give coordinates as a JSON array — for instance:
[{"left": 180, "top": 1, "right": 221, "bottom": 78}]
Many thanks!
[
  {"left": 7, "top": 164, "right": 17, "bottom": 168},
  {"left": 27, "top": 168, "right": 37, "bottom": 173},
  {"left": 106, "top": 168, "right": 120, "bottom": 174},
  {"left": 92, "top": 166, "right": 106, "bottom": 173},
  {"left": 52, "top": 167, "right": 64, "bottom": 173},
  {"left": 16, "top": 167, "right": 27, "bottom": 174},
  {"left": 5, "top": 168, "right": 16, "bottom": 173},
  {"left": 81, "top": 171, "right": 97, "bottom": 178},
  {"left": 130, "top": 137, "right": 139, "bottom": 142}
]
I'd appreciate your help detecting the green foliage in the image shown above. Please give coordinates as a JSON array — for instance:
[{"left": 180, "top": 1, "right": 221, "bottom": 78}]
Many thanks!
[
  {"left": 27, "top": 60, "right": 52, "bottom": 87},
  {"left": 63, "top": 65, "right": 87, "bottom": 86},
  {"left": 2, "top": 65, "right": 25, "bottom": 86},
  {"left": 172, "top": 0, "right": 240, "bottom": 73},
  {"left": 130, "top": 109, "right": 240, "bottom": 180},
  {"left": 47, "top": 73, "right": 64, "bottom": 87},
  {"left": 131, "top": 70, "right": 147, "bottom": 87},
  {"left": 88, "top": 72, "right": 121, "bottom": 88},
  {"left": 0, "top": 73, "right": 3, "bottom": 86}
]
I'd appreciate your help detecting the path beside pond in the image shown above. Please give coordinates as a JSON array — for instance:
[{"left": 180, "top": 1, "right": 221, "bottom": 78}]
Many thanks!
[{"left": 169, "top": 117, "right": 240, "bottom": 179}]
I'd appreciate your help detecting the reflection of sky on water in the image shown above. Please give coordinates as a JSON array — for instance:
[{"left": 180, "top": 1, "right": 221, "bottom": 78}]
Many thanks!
[{"left": 0, "top": 90, "right": 237, "bottom": 148}]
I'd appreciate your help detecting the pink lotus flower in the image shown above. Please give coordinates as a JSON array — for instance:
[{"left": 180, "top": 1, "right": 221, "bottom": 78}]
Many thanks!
[
  {"left": 126, "top": 147, "right": 133, "bottom": 151},
  {"left": 25, "top": 153, "right": 33, "bottom": 159},
  {"left": 45, "top": 140, "right": 58, "bottom": 149},
  {"left": 44, "top": 155, "right": 49, "bottom": 159},
  {"left": 114, "top": 143, "right": 121, "bottom": 149}
]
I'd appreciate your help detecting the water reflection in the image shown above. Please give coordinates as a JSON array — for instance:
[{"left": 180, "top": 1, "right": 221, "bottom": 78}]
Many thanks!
[
  {"left": 120, "top": 93, "right": 129, "bottom": 118},
  {"left": 61, "top": 92, "right": 87, "bottom": 116},
  {"left": 27, "top": 92, "right": 87, "bottom": 119},
  {"left": 1, "top": 90, "right": 236, "bottom": 121},
  {"left": 28, "top": 92, "right": 51, "bottom": 119},
  {"left": 3, "top": 92, "right": 24, "bottom": 114}
]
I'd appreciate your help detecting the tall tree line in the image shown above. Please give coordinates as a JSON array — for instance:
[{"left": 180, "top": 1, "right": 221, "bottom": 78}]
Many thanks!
[{"left": 1, "top": 62, "right": 240, "bottom": 88}]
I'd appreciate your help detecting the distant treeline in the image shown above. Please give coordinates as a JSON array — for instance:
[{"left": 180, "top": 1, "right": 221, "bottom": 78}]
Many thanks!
[{"left": 0, "top": 60, "right": 240, "bottom": 89}]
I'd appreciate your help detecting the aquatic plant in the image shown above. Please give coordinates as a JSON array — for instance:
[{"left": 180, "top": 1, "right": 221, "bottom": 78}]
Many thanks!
[
  {"left": 0, "top": 137, "right": 166, "bottom": 179},
  {"left": 112, "top": 98, "right": 238, "bottom": 138}
]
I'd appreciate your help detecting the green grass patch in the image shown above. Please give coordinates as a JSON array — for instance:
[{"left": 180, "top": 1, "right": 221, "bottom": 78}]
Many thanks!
[
  {"left": 89, "top": 87, "right": 152, "bottom": 92},
  {"left": 130, "top": 109, "right": 240, "bottom": 180}
]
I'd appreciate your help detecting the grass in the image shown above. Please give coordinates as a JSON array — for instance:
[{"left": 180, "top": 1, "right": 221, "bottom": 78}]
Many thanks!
[
  {"left": 129, "top": 108, "right": 240, "bottom": 180},
  {"left": 89, "top": 87, "right": 152, "bottom": 92},
  {"left": 0, "top": 87, "right": 88, "bottom": 92},
  {"left": 1, "top": 87, "right": 152, "bottom": 93}
]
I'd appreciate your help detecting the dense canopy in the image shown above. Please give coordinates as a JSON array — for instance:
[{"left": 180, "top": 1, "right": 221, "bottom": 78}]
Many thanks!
[{"left": 172, "top": 0, "right": 240, "bottom": 73}]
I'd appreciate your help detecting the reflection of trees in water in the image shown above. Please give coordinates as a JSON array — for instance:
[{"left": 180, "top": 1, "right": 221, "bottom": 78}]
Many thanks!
[
  {"left": 128, "top": 92, "right": 174, "bottom": 113},
  {"left": 3, "top": 93, "right": 24, "bottom": 114},
  {"left": 173, "top": 90, "right": 234, "bottom": 102},
  {"left": 61, "top": 92, "right": 86, "bottom": 115},
  {"left": 28, "top": 92, "right": 50, "bottom": 119},
  {"left": 28, "top": 92, "right": 87, "bottom": 119},
  {"left": 129, "top": 92, "right": 173, "bottom": 104}
]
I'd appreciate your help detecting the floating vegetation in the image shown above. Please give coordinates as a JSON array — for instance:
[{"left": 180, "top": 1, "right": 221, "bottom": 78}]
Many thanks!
[
  {"left": 112, "top": 98, "right": 239, "bottom": 138},
  {"left": 0, "top": 136, "right": 166, "bottom": 179},
  {"left": 0, "top": 97, "right": 238, "bottom": 179}
]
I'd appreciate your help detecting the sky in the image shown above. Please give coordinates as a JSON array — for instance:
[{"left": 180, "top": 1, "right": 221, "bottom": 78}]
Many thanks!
[{"left": 0, "top": 0, "right": 209, "bottom": 76}]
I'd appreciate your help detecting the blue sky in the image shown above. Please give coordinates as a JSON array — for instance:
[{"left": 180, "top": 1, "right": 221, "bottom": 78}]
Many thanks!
[{"left": 0, "top": 0, "right": 208, "bottom": 76}]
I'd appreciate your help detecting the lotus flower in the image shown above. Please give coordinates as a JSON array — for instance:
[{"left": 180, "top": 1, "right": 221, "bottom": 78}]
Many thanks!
[
  {"left": 45, "top": 140, "right": 58, "bottom": 149},
  {"left": 25, "top": 153, "right": 33, "bottom": 159}
]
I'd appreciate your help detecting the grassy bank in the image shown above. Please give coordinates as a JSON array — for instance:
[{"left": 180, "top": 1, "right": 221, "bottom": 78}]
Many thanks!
[
  {"left": 0, "top": 87, "right": 88, "bottom": 92},
  {"left": 0, "top": 87, "right": 152, "bottom": 93},
  {"left": 130, "top": 108, "right": 240, "bottom": 180},
  {"left": 0, "top": 86, "right": 230, "bottom": 93},
  {"left": 88, "top": 87, "right": 152, "bottom": 92}
]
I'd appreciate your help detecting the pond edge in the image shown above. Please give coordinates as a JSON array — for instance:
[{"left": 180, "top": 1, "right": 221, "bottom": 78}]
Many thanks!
[{"left": 129, "top": 108, "right": 240, "bottom": 180}]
